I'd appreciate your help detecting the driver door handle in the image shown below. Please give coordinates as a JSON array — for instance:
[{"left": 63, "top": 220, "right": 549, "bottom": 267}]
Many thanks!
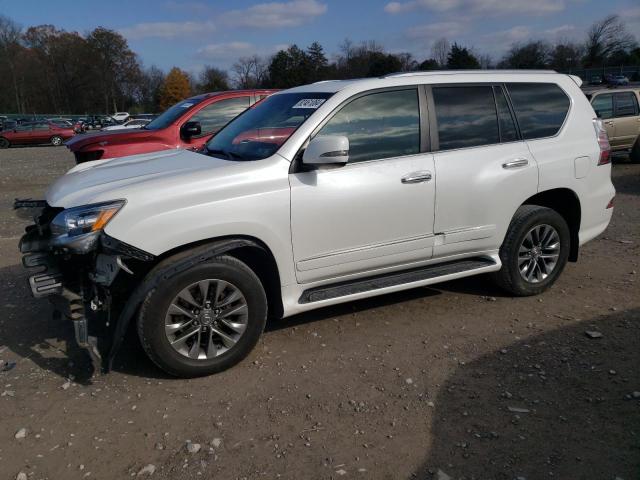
[{"left": 401, "top": 171, "right": 432, "bottom": 184}]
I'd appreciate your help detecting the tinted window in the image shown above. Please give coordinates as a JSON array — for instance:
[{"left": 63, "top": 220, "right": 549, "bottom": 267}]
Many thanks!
[
  {"left": 592, "top": 94, "right": 613, "bottom": 119},
  {"left": 33, "top": 123, "right": 49, "bottom": 131},
  {"left": 494, "top": 86, "right": 519, "bottom": 142},
  {"left": 614, "top": 92, "right": 639, "bottom": 117},
  {"left": 433, "top": 86, "right": 499, "bottom": 151},
  {"left": 15, "top": 124, "right": 32, "bottom": 132},
  {"left": 507, "top": 83, "right": 570, "bottom": 139},
  {"left": 317, "top": 89, "right": 420, "bottom": 163},
  {"left": 189, "top": 96, "right": 250, "bottom": 135}
]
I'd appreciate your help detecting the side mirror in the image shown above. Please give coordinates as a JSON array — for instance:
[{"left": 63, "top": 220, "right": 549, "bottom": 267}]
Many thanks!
[
  {"left": 302, "top": 135, "right": 349, "bottom": 166},
  {"left": 181, "top": 121, "right": 201, "bottom": 139}
]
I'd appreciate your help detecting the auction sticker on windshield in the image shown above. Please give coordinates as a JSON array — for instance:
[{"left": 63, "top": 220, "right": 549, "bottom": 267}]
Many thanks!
[{"left": 292, "top": 99, "right": 326, "bottom": 109}]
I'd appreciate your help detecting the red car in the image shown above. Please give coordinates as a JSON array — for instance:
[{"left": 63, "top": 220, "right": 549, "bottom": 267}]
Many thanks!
[
  {"left": 0, "top": 121, "right": 76, "bottom": 148},
  {"left": 66, "top": 89, "right": 278, "bottom": 164}
]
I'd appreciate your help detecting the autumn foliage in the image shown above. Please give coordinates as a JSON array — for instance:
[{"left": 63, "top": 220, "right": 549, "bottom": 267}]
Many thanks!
[{"left": 159, "top": 68, "right": 191, "bottom": 110}]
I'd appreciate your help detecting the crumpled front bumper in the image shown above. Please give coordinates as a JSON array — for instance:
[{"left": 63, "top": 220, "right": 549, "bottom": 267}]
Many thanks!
[{"left": 16, "top": 200, "right": 154, "bottom": 374}]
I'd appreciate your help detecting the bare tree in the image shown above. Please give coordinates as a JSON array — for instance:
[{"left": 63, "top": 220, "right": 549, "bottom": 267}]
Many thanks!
[
  {"left": 0, "top": 15, "right": 23, "bottom": 112},
  {"left": 584, "top": 15, "right": 637, "bottom": 66},
  {"left": 478, "top": 53, "right": 493, "bottom": 69},
  {"left": 431, "top": 38, "right": 450, "bottom": 67},
  {"left": 232, "top": 55, "right": 266, "bottom": 89}
]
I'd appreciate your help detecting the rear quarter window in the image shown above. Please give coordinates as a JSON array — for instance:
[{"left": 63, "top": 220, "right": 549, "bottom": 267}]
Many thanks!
[{"left": 507, "top": 83, "right": 570, "bottom": 139}]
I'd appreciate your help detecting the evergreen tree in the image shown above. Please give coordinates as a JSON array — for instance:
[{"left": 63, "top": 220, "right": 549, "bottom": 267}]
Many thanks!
[{"left": 446, "top": 43, "right": 481, "bottom": 69}]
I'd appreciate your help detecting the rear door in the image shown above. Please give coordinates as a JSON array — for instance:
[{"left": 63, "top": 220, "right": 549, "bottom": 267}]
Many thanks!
[
  {"left": 31, "top": 122, "right": 51, "bottom": 144},
  {"left": 612, "top": 91, "right": 640, "bottom": 149},
  {"left": 591, "top": 93, "right": 616, "bottom": 143},
  {"left": 429, "top": 84, "right": 538, "bottom": 258}
]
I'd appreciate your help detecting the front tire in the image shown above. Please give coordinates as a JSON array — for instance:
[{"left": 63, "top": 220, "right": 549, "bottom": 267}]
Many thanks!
[
  {"left": 0, "top": 137, "right": 9, "bottom": 149},
  {"left": 137, "top": 255, "right": 267, "bottom": 377},
  {"left": 50, "top": 135, "right": 63, "bottom": 146},
  {"left": 493, "top": 205, "right": 570, "bottom": 296}
]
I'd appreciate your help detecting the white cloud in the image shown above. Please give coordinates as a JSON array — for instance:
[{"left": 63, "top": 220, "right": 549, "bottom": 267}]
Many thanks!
[
  {"left": 120, "top": 21, "right": 215, "bottom": 40},
  {"left": 542, "top": 24, "right": 577, "bottom": 39},
  {"left": 120, "top": 0, "right": 326, "bottom": 41},
  {"left": 481, "top": 25, "right": 532, "bottom": 44},
  {"left": 408, "top": 21, "right": 465, "bottom": 39},
  {"left": 222, "top": 0, "right": 327, "bottom": 28},
  {"left": 385, "top": 0, "right": 565, "bottom": 16},
  {"left": 197, "top": 42, "right": 289, "bottom": 61}
]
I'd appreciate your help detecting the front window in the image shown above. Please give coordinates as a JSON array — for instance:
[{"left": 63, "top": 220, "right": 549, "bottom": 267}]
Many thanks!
[
  {"left": 205, "top": 92, "right": 333, "bottom": 161},
  {"left": 145, "top": 97, "right": 206, "bottom": 131},
  {"left": 315, "top": 88, "right": 420, "bottom": 163}
]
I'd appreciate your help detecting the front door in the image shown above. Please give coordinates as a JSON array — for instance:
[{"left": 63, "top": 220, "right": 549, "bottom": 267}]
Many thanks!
[
  {"left": 11, "top": 124, "right": 33, "bottom": 144},
  {"left": 290, "top": 88, "right": 436, "bottom": 283}
]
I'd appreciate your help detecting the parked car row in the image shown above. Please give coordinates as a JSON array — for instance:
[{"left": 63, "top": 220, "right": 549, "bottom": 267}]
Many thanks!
[
  {"left": 589, "top": 74, "right": 631, "bottom": 86},
  {"left": 15, "top": 71, "right": 618, "bottom": 379}
]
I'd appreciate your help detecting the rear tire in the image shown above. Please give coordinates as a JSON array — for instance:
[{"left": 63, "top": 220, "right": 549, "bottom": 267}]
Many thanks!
[
  {"left": 137, "top": 254, "right": 267, "bottom": 378},
  {"left": 50, "top": 135, "right": 63, "bottom": 146},
  {"left": 0, "top": 137, "right": 9, "bottom": 149},
  {"left": 493, "top": 205, "right": 570, "bottom": 296},
  {"left": 630, "top": 140, "right": 640, "bottom": 164}
]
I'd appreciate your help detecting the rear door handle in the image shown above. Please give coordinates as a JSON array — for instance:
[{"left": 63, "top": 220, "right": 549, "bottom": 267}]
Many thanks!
[
  {"left": 502, "top": 159, "right": 529, "bottom": 169},
  {"left": 401, "top": 171, "right": 432, "bottom": 184}
]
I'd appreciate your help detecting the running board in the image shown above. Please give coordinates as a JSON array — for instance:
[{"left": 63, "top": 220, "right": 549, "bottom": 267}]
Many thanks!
[{"left": 299, "top": 257, "right": 497, "bottom": 304}]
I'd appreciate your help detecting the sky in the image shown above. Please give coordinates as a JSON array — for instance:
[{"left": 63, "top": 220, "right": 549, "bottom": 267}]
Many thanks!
[{"left": 1, "top": 0, "right": 639, "bottom": 74}]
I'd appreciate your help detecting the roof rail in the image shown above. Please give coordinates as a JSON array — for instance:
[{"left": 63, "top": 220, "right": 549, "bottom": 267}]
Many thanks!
[{"left": 383, "top": 69, "right": 558, "bottom": 78}]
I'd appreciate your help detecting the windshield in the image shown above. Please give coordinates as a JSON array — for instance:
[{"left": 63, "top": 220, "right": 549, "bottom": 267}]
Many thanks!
[
  {"left": 145, "top": 97, "right": 205, "bottom": 130},
  {"left": 205, "top": 92, "right": 333, "bottom": 161}
]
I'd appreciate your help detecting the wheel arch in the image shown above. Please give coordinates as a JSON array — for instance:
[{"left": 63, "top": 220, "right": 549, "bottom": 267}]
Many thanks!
[
  {"left": 521, "top": 188, "right": 581, "bottom": 262},
  {"left": 155, "top": 235, "right": 284, "bottom": 319},
  {"left": 107, "top": 234, "right": 284, "bottom": 371}
]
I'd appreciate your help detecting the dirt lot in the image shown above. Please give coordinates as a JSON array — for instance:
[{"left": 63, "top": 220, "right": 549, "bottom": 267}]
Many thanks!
[{"left": 0, "top": 146, "right": 638, "bottom": 480}]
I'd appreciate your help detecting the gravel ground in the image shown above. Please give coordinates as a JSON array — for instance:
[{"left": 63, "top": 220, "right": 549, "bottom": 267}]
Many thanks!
[{"left": 0, "top": 146, "right": 639, "bottom": 480}]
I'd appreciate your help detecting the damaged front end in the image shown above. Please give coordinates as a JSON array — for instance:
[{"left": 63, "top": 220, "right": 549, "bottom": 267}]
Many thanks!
[{"left": 15, "top": 199, "right": 154, "bottom": 374}]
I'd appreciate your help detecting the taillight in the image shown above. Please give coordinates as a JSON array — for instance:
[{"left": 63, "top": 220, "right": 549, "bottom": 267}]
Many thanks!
[
  {"left": 606, "top": 197, "right": 614, "bottom": 209},
  {"left": 593, "top": 118, "right": 611, "bottom": 165}
]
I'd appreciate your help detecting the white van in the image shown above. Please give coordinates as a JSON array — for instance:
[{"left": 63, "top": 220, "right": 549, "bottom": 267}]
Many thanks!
[{"left": 18, "top": 71, "right": 615, "bottom": 377}]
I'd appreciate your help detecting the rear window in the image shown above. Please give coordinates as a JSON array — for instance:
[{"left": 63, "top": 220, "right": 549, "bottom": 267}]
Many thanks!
[
  {"left": 507, "top": 83, "right": 570, "bottom": 139},
  {"left": 433, "top": 86, "right": 500, "bottom": 151}
]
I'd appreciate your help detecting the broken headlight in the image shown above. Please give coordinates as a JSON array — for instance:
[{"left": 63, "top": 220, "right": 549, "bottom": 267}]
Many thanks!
[{"left": 51, "top": 201, "right": 125, "bottom": 238}]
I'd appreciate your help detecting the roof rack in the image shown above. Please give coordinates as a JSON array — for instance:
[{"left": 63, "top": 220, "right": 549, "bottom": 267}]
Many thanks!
[{"left": 384, "top": 69, "right": 558, "bottom": 78}]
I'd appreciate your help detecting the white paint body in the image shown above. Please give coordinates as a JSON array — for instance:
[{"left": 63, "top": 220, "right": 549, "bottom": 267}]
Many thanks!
[{"left": 46, "top": 71, "right": 615, "bottom": 318}]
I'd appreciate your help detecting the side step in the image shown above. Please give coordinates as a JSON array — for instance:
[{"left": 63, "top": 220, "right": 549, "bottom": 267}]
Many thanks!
[{"left": 299, "top": 257, "right": 496, "bottom": 304}]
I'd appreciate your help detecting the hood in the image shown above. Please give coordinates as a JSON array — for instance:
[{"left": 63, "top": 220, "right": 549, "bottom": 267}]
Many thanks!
[
  {"left": 65, "top": 128, "right": 154, "bottom": 151},
  {"left": 46, "top": 149, "right": 241, "bottom": 208}
]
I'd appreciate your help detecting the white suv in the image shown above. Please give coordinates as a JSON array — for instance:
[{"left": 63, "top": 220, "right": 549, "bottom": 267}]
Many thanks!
[{"left": 18, "top": 71, "right": 615, "bottom": 377}]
